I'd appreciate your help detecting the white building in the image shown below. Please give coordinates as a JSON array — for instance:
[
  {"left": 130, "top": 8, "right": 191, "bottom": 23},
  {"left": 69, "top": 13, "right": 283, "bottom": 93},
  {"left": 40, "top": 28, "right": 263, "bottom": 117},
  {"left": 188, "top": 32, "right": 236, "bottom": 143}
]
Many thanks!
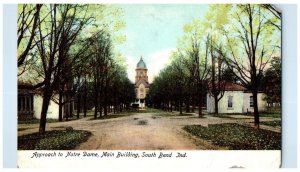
[
  {"left": 207, "top": 82, "right": 267, "bottom": 114},
  {"left": 18, "top": 81, "right": 73, "bottom": 119}
]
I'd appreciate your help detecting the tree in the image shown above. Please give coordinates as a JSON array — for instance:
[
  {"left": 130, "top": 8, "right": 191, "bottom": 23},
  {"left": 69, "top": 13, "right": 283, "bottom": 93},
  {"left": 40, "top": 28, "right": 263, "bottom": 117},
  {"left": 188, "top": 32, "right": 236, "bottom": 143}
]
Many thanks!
[
  {"left": 261, "top": 4, "right": 281, "bottom": 30},
  {"left": 171, "top": 51, "right": 187, "bottom": 114},
  {"left": 207, "top": 37, "right": 226, "bottom": 114},
  {"left": 182, "top": 19, "right": 210, "bottom": 117},
  {"left": 198, "top": 5, "right": 234, "bottom": 115},
  {"left": 35, "top": 4, "right": 91, "bottom": 134},
  {"left": 262, "top": 56, "right": 281, "bottom": 106},
  {"left": 18, "top": 4, "right": 42, "bottom": 67},
  {"left": 18, "top": 4, "right": 132, "bottom": 134},
  {"left": 221, "top": 4, "right": 281, "bottom": 128}
]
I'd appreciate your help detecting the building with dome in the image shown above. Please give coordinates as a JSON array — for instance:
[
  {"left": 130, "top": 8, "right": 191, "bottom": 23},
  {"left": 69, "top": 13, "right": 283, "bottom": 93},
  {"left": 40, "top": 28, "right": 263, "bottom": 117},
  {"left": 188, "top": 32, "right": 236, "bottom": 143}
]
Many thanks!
[{"left": 134, "top": 56, "right": 150, "bottom": 108}]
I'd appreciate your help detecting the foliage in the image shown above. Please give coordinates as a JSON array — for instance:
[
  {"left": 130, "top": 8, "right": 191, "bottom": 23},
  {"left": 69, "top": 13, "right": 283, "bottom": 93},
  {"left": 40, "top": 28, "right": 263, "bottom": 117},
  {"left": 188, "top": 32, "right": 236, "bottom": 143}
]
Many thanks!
[
  {"left": 149, "top": 4, "right": 280, "bottom": 120},
  {"left": 262, "top": 56, "right": 281, "bottom": 104},
  {"left": 18, "top": 130, "right": 92, "bottom": 150},
  {"left": 17, "top": 4, "right": 134, "bottom": 133},
  {"left": 183, "top": 123, "right": 281, "bottom": 150}
]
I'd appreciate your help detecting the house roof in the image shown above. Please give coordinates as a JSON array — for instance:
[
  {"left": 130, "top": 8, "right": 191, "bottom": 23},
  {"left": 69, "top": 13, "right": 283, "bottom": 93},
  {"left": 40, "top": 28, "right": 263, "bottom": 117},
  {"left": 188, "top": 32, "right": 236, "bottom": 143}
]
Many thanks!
[
  {"left": 208, "top": 81, "right": 246, "bottom": 91},
  {"left": 224, "top": 82, "right": 246, "bottom": 91},
  {"left": 18, "top": 80, "right": 35, "bottom": 89}
]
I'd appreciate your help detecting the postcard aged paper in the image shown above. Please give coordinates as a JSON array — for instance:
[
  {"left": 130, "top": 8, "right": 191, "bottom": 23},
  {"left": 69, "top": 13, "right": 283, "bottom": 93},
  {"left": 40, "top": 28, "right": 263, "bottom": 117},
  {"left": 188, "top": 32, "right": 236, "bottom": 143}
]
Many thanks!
[{"left": 17, "top": 4, "right": 281, "bottom": 168}]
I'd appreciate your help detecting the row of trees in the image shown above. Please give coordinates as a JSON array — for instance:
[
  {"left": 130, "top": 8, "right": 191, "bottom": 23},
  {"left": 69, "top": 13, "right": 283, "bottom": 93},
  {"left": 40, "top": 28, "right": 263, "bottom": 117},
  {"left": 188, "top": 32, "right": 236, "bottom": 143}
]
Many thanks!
[
  {"left": 17, "top": 4, "right": 135, "bottom": 134},
  {"left": 148, "top": 4, "right": 281, "bottom": 128}
]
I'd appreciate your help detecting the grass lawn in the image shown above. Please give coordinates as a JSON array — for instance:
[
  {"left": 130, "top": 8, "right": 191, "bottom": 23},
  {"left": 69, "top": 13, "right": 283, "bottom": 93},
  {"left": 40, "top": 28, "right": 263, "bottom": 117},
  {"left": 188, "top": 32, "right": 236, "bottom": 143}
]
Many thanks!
[
  {"left": 18, "top": 130, "right": 92, "bottom": 150},
  {"left": 213, "top": 113, "right": 281, "bottom": 119},
  {"left": 123, "top": 108, "right": 165, "bottom": 113},
  {"left": 90, "top": 114, "right": 133, "bottom": 120},
  {"left": 212, "top": 115, "right": 236, "bottom": 119},
  {"left": 258, "top": 113, "right": 281, "bottom": 118},
  {"left": 18, "top": 128, "right": 30, "bottom": 131},
  {"left": 260, "top": 120, "right": 281, "bottom": 127},
  {"left": 183, "top": 123, "right": 281, "bottom": 150},
  {"left": 156, "top": 112, "right": 195, "bottom": 117},
  {"left": 18, "top": 118, "right": 59, "bottom": 124}
]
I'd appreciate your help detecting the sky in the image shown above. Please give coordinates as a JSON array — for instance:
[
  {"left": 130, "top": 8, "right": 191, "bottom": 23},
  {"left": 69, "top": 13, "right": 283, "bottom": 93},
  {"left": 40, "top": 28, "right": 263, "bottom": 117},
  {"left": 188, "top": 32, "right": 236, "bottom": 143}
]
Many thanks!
[{"left": 115, "top": 4, "right": 208, "bottom": 83}]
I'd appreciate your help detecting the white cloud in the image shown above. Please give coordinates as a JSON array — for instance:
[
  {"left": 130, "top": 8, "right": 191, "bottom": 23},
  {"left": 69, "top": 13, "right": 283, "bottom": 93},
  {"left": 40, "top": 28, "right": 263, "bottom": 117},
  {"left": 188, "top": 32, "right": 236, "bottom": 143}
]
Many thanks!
[{"left": 147, "top": 48, "right": 175, "bottom": 83}]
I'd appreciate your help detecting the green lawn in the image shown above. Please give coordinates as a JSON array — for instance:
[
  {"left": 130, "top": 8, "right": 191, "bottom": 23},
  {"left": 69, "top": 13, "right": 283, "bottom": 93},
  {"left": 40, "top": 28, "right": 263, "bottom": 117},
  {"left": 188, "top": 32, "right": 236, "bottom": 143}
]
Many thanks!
[
  {"left": 211, "top": 113, "right": 281, "bottom": 119},
  {"left": 18, "top": 115, "right": 89, "bottom": 124},
  {"left": 124, "top": 108, "right": 165, "bottom": 113},
  {"left": 183, "top": 123, "right": 281, "bottom": 150},
  {"left": 18, "top": 130, "right": 92, "bottom": 150},
  {"left": 258, "top": 113, "right": 281, "bottom": 118},
  {"left": 260, "top": 120, "right": 281, "bottom": 127},
  {"left": 212, "top": 115, "right": 236, "bottom": 119},
  {"left": 18, "top": 118, "right": 59, "bottom": 124},
  {"left": 90, "top": 114, "right": 133, "bottom": 120}
]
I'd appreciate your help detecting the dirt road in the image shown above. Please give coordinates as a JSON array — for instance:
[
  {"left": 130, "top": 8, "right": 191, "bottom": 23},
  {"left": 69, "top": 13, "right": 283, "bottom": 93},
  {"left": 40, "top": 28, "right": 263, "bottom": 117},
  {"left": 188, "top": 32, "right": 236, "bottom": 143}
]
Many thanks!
[{"left": 18, "top": 112, "right": 279, "bottom": 150}]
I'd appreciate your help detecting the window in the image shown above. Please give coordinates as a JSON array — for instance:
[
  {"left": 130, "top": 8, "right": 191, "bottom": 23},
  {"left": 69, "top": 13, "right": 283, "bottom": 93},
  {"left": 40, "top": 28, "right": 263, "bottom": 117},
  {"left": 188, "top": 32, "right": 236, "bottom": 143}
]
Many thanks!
[
  {"left": 228, "top": 96, "right": 233, "bottom": 108},
  {"left": 250, "top": 96, "right": 254, "bottom": 107}
]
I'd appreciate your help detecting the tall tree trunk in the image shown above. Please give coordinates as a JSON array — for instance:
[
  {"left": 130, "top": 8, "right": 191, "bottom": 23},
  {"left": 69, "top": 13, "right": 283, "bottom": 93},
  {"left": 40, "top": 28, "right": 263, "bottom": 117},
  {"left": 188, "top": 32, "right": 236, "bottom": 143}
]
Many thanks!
[
  {"left": 39, "top": 89, "right": 51, "bottom": 134},
  {"left": 94, "top": 89, "right": 98, "bottom": 119},
  {"left": 214, "top": 95, "right": 219, "bottom": 114},
  {"left": 253, "top": 90, "right": 260, "bottom": 128},
  {"left": 199, "top": 92, "right": 203, "bottom": 118},
  {"left": 58, "top": 89, "right": 63, "bottom": 121},
  {"left": 179, "top": 101, "right": 182, "bottom": 115},
  {"left": 77, "top": 91, "right": 81, "bottom": 119},
  {"left": 104, "top": 105, "right": 108, "bottom": 116},
  {"left": 83, "top": 75, "right": 87, "bottom": 117},
  {"left": 185, "top": 100, "right": 190, "bottom": 113},
  {"left": 199, "top": 86, "right": 203, "bottom": 117},
  {"left": 99, "top": 104, "right": 102, "bottom": 118},
  {"left": 70, "top": 101, "right": 73, "bottom": 118},
  {"left": 103, "top": 83, "right": 108, "bottom": 116},
  {"left": 94, "top": 102, "right": 98, "bottom": 119},
  {"left": 65, "top": 97, "right": 70, "bottom": 121}
]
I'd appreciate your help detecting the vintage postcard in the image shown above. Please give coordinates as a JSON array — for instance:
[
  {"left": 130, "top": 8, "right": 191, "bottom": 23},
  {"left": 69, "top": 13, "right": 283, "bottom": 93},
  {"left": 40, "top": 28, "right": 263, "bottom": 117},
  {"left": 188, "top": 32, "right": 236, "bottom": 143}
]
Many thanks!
[{"left": 17, "top": 4, "right": 281, "bottom": 168}]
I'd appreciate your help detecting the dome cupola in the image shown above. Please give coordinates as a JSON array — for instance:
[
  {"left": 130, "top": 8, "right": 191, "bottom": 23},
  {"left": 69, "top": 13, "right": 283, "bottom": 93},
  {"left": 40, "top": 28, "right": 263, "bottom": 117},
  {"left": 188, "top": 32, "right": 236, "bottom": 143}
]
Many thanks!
[{"left": 136, "top": 56, "right": 147, "bottom": 69}]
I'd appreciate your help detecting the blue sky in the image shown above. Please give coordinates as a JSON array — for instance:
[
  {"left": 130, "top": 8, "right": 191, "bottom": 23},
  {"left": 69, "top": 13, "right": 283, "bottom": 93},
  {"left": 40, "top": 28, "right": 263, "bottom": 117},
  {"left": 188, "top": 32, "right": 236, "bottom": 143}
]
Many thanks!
[{"left": 115, "top": 4, "right": 208, "bottom": 82}]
